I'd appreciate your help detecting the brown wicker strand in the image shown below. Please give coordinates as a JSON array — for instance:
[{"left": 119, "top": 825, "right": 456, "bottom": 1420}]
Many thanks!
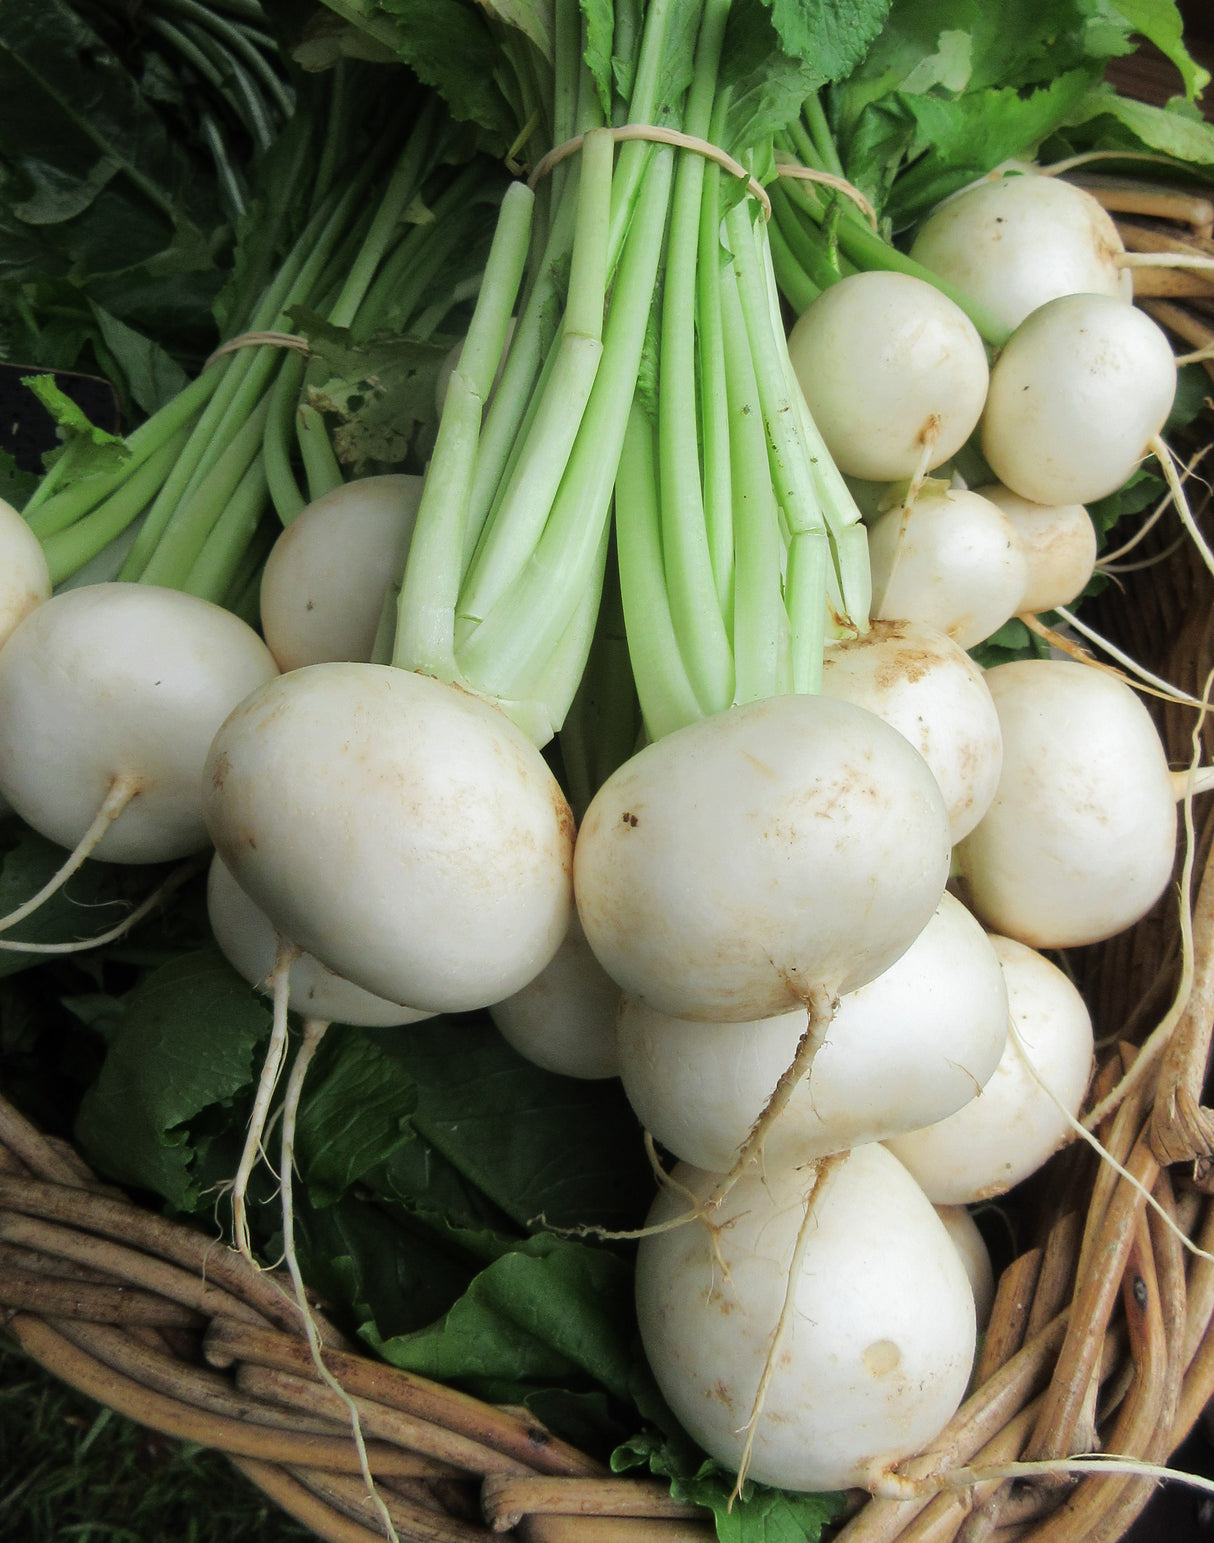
[
  {"left": 230, "top": 1457, "right": 401, "bottom": 1543},
  {"left": 480, "top": 1477, "right": 706, "bottom": 1531},
  {"left": 0, "top": 1168, "right": 345, "bottom": 1344},
  {"left": 1150, "top": 829, "right": 1214, "bottom": 1165},
  {"left": 4, "top": 1312, "right": 441, "bottom": 1477},
  {"left": 203, "top": 1319, "right": 604, "bottom": 1479},
  {"left": 287, "top": 1468, "right": 492, "bottom": 1541},
  {"left": 232, "top": 1362, "right": 543, "bottom": 1478},
  {"left": 44, "top": 1317, "right": 374, "bottom": 1439},
  {"left": 1023, "top": 1131, "right": 1160, "bottom": 1466}
]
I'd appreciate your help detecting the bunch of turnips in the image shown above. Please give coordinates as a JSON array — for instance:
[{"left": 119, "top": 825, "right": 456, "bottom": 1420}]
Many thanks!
[{"left": 2, "top": 0, "right": 1212, "bottom": 1523}]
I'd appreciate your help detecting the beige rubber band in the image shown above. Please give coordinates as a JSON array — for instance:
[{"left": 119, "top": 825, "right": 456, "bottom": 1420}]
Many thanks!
[
  {"left": 772, "top": 156, "right": 879, "bottom": 229},
  {"left": 204, "top": 329, "right": 311, "bottom": 371},
  {"left": 527, "top": 124, "right": 772, "bottom": 221}
]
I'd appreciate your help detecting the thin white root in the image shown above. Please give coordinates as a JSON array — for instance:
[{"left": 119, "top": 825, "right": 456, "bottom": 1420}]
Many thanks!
[
  {"left": 707, "top": 983, "right": 837, "bottom": 1216},
  {"left": 731, "top": 1152, "right": 848, "bottom": 1503},
  {"left": 1046, "top": 605, "right": 1212, "bottom": 710},
  {"left": 0, "top": 773, "right": 141, "bottom": 934},
  {"left": 1151, "top": 433, "right": 1214, "bottom": 581},
  {"left": 869, "top": 1452, "right": 1214, "bottom": 1501},
  {"left": 1009, "top": 1016, "right": 1214, "bottom": 1270},
  {"left": 275, "top": 1019, "right": 400, "bottom": 1543},
  {"left": 0, "top": 855, "right": 204, "bottom": 953},
  {"left": 232, "top": 938, "right": 297, "bottom": 1263},
  {"left": 1097, "top": 444, "right": 1209, "bottom": 567},
  {"left": 1038, "top": 151, "right": 1192, "bottom": 178},
  {"left": 1117, "top": 251, "right": 1214, "bottom": 272}
]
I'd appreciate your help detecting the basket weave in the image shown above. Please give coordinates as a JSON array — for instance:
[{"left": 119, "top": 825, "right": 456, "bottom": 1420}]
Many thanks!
[{"left": 6, "top": 43, "right": 1214, "bottom": 1543}]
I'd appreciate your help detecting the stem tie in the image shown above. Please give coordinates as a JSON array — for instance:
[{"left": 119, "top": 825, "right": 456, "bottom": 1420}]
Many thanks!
[
  {"left": 203, "top": 330, "right": 311, "bottom": 372},
  {"left": 528, "top": 125, "right": 773, "bottom": 222},
  {"left": 772, "top": 155, "right": 879, "bottom": 229}
]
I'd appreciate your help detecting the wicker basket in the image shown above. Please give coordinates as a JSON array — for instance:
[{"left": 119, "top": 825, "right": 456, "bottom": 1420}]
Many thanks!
[{"left": 6, "top": 41, "right": 1214, "bottom": 1543}]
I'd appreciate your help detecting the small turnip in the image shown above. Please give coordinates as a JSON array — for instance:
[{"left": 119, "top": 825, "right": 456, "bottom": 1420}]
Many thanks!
[
  {"left": 259, "top": 475, "right": 423, "bottom": 672},
  {"left": 0, "top": 498, "right": 50, "bottom": 648},
  {"left": 819, "top": 619, "right": 1003, "bottom": 842},
  {"left": 909, "top": 171, "right": 1132, "bottom": 335},
  {"left": 786, "top": 271, "right": 990, "bottom": 482},
  {"left": 488, "top": 911, "right": 622, "bottom": 1079},
  {"left": 203, "top": 662, "right": 574, "bottom": 1014},
  {"left": 616, "top": 892, "right": 1008, "bottom": 1170},
  {"left": 974, "top": 484, "right": 1097, "bottom": 613},
  {"left": 980, "top": 293, "right": 1177, "bottom": 506},
  {"left": 867, "top": 486, "right": 1030, "bottom": 652},
  {"left": 886, "top": 934, "right": 1094, "bottom": 1203},
  {"left": 207, "top": 854, "right": 432, "bottom": 1028},
  {"left": 573, "top": 693, "right": 951, "bottom": 1022},
  {"left": 0, "top": 583, "right": 278, "bottom": 864},
  {"left": 635, "top": 1144, "right": 976, "bottom": 1492},
  {"left": 953, "top": 659, "right": 1177, "bottom": 948}
]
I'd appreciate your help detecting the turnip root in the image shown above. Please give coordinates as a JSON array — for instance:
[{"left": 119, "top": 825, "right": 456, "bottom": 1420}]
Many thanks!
[
  {"left": 974, "top": 485, "right": 1097, "bottom": 613},
  {"left": 573, "top": 693, "right": 951, "bottom": 1023},
  {"left": 488, "top": 911, "right": 621, "bottom": 1079},
  {"left": 819, "top": 619, "right": 1003, "bottom": 842},
  {"left": 954, "top": 660, "right": 1177, "bottom": 948},
  {"left": 259, "top": 475, "right": 424, "bottom": 672},
  {"left": 203, "top": 662, "right": 574, "bottom": 1014},
  {"left": 616, "top": 892, "right": 1007, "bottom": 1171},
  {"left": 886, "top": 934, "right": 1094, "bottom": 1203},
  {"left": 635, "top": 1144, "right": 976, "bottom": 1492},
  {"left": 0, "top": 498, "right": 50, "bottom": 648},
  {"left": 980, "top": 293, "right": 1177, "bottom": 506},
  {"left": 867, "top": 486, "right": 1030, "bottom": 652},
  {"left": 0, "top": 583, "right": 278, "bottom": 864},
  {"left": 786, "top": 271, "right": 989, "bottom": 482},
  {"left": 909, "top": 171, "right": 1132, "bottom": 335}
]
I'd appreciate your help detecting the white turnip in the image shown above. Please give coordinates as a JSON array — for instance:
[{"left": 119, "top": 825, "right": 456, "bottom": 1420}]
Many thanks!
[
  {"left": 616, "top": 892, "right": 1007, "bottom": 1170},
  {"left": 819, "top": 619, "right": 1003, "bottom": 842},
  {"left": 0, "top": 583, "right": 278, "bottom": 864},
  {"left": 886, "top": 934, "right": 1094, "bottom": 1203},
  {"left": 786, "top": 271, "right": 989, "bottom": 482},
  {"left": 573, "top": 693, "right": 951, "bottom": 1023},
  {"left": 203, "top": 662, "right": 574, "bottom": 1014},
  {"left": 259, "top": 474, "right": 424, "bottom": 672},
  {"left": 954, "top": 659, "right": 1177, "bottom": 948},
  {"left": 635, "top": 1144, "right": 976, "bottom": 1492}
]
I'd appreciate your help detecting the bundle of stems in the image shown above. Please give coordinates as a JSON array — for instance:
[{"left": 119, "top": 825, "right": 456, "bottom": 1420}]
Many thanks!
[
  {"left": 18, "top": 65, "right": 505, "bottom": 620},
  {"left": 389, "top": 0, "right": 879, "bottom": 758}
]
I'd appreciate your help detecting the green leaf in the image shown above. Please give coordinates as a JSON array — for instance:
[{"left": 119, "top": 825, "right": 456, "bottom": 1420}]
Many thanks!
[
  {"left": 292, "top": 1187, "right": 480, "bottom": 1338},
  {"left": 366, "top": 1232, "right": 639, "bottom": 1400},
  {"left": 359, "top": 0, "right": 517, "bottom": 142},
  {"left": 481, "top": 0, "right": 555, "bottom": 62},
  {"left": 1059, "top": 84, "right": 1214, "bottom": 166},
  {"left": 301, "top": 319, "right": 450, "bottom": 472},
  {"left": 580, "top": 0, "right": 615, "bottom": 121},
  {"left": 887, "top": 69, "right": 1100, "bottom": 224},
  {"left": 19, "top": 373, "right": 124, "bottom": 449},
  {"left": 1107, "top": 0, "right": 1210, "bottom": 100},
  {"left": 292, "top": 1027, "right": 416, "bottom": 1205},
  {"left": 0, "top": 447, "right": 38, "bottom": 507},
  {"left": 86, "top": 302, "right": 189, "bottom": 417},
  {"left": 364, "top": 1015, "right": 654, "bottom": 1234},
  {"left": 614, "top": 1429, "right": 847, "bottom": 1543},
  {"left": 75, "top": 948, "right": 272, "bottom": 1209}
]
